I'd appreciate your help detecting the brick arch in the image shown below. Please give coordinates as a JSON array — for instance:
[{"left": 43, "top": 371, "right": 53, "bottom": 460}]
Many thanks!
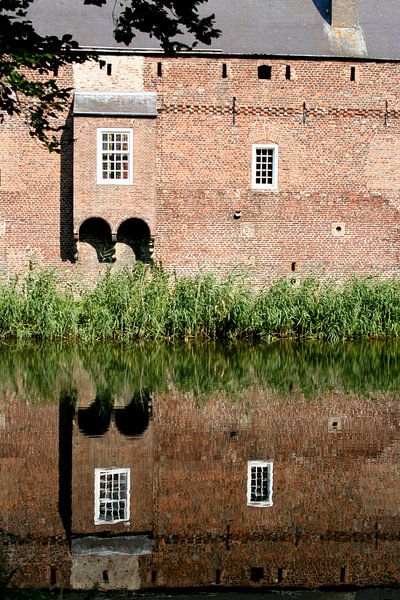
[
  {"left": 78, "top": 217, "right": 114, "bottom": 264},
  {"left": 250, "top": 121, "right": 286, "bottom": 146},
  {"left": 252, "top": 137, "right": 280, "bottom": 146},
  {"left": 116, "top": 218, "right": 152, "bottom": 263}
]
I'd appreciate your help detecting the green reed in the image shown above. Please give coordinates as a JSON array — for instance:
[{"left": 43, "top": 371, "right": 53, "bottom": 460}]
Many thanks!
[{"left": 0, "top": 265, "right": 400, "bottom": 341}]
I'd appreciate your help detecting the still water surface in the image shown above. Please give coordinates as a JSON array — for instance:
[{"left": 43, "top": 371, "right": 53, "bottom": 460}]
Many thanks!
[{"left": 0, "top": 341, "right": 399, "bottom": 595}]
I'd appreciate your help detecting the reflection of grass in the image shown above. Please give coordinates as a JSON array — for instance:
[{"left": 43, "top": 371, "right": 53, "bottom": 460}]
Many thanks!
[
  {"left": 1, "top": 266, "right": 400, "bottom": 341},
  {"left": 0, "top": 339, "right": 399, "bottom": 402}
]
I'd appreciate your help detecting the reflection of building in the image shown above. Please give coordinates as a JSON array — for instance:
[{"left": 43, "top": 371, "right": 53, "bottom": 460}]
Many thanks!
[
  {"left": 1, "top": 385, "right": 399, "bottom": 590},
  {"left": 147, "top": 389, "right": 400, "bottom": 589},
  {"left": 0, "top": 393, "right": 70, "bottom": 588},
  {"left": 70, "top": 392, "right": 154, "bottom": 589}
]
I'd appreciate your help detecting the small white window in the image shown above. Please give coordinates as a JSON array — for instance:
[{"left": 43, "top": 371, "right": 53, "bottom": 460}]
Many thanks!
[
  {"left": 97, "top": 128, "right": 133, "bottom": 184},
  {"left": 247, "top": 460, "right": 273, "bottom": 507},
  {"left": 94, "top": 468, "right": 130, "bottom": 524},
  {"left": 252, "top": 144, "right": 278, "bottom": 190}
]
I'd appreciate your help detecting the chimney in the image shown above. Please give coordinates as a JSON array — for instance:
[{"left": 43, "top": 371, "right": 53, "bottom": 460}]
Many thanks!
[{"left": 331, "top": 0, "right": 358, "bottom": 28}]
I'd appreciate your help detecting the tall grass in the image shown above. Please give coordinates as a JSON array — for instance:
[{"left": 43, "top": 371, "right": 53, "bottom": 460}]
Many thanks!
[{"left": 0, "top": 264, "right": 400, "bottom": 341}]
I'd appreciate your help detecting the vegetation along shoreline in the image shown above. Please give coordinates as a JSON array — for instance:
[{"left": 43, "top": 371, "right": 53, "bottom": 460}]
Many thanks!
[{"left": 0, "top": 263, "right": 399, "bottom": 342}]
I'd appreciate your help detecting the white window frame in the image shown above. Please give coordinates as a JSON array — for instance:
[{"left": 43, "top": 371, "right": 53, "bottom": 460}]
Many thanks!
[
  {"left": 94, "top": 467, "right": 130, "bottom": 525},
  {"left": 247, "top": 460, "right": 273, "bottom": 507},
  {"left": 252, "top": 143, "right": 278, "bottom": 190},
  {"left": 97, "top": 128, "right": 133, "bottom": 185}
]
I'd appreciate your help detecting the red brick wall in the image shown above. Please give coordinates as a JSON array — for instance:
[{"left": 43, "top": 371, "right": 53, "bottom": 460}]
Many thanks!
[
  {"left": 0, "top": 65, "right": 74, "bottom": 269},
  {"left": 1, "top": 56, "right": 400, "bottom": 281},
  {"left": 73, "top": 116, "right": 157, "bottom": 236},
  {"left": 143, "top": 57, "right": 400, "bottom": 283}
]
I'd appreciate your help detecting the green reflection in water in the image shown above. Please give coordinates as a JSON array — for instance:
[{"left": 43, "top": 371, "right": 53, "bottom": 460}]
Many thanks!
[{"left": 0, "top": 340, "right": 399, "bottom": 403}]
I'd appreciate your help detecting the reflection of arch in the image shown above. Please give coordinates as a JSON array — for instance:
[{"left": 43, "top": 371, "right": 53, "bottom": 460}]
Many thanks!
[
  {"left": 77, "top": 390, "right": 151, "bottom": 437},
  {"left": 77, "top": 392, "right": 112, "bottom": 436},
  {"left": 114, "top": 392, "right": 151, "bottom": 437},
  {"left": 79, "top": 217, "right": 114, "bottom": 263},
  {"left": 117, "top": 218, "right": 151, "bottom": 263}
]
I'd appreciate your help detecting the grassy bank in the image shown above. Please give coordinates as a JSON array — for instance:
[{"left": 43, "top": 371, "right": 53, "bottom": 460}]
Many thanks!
[{"left": 0, "top": 264, "right": 400, "bottom": 341}]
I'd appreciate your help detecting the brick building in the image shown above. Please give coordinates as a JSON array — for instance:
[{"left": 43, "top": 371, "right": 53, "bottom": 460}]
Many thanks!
[{"left": 1, "top": 0, "right": 400, "bottom": 283}]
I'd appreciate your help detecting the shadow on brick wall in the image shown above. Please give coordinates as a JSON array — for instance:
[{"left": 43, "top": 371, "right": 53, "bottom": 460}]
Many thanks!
[
  {"left": 60, "top": 107, "right": 74, "bottom": 262},
  {"left": 59, "top": 390, "right": 75, "bottom": 537}
]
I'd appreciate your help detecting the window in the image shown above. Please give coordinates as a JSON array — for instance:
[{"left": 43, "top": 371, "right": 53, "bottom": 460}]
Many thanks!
[
  {"left": 97, "top": 128, "right": 133, "bottom": 184},
  {"left": 252, "top": 144, "right": 278, "bottom": 190},
  {"left": 94, "top": 468, "right": 130, "bottom": 524},
  {"left": 247, "top": 460, "right": 273, "bottom": 507}
]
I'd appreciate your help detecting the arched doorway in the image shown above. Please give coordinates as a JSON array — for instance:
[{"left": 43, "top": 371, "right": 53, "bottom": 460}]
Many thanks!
[
  {"left": 116, "top": 218, "right": 151, "bottom": 264},
  {"left": 79, "top": 217, "right": 114, "bottom": 263}
]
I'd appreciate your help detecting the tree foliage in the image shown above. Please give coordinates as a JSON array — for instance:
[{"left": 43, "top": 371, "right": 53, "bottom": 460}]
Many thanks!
[
  {"left": 86, "top": 0, "right": 220, "bottom": 53},
  {"left": 0, "top": 0, "right": 86, "bottom": 150},
  {"left": 0, "top": 0, "right": 220, "bottom": 150}
]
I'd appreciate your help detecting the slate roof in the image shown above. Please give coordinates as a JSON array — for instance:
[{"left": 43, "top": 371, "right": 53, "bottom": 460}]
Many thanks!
[{"left": 28, "top": 0, "right": 400, "bottom": 60}]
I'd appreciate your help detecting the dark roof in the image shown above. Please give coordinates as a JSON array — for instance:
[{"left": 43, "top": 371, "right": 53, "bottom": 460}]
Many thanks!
[{"left": 28, "top": 0, "right": 400, "bottom": 60}]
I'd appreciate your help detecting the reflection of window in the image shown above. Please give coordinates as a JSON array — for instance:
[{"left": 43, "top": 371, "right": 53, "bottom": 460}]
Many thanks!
[
  {"left": 247, "top": 460, "right": 273, "bottom": 507},
  {"left": 97, "top": 128, "right": 133, "bottom": 184},
  {"left": 94, "top": 468, "right": 130, "bottom": 524},
  {"left": 252, "top": 144, "right": 278, "bottom": 189}
]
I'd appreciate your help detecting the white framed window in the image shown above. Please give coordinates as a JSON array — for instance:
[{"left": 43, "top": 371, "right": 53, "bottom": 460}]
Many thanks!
[
  {"left": 252, "top": 144, "right": 278, "bottom": 189},
  {"left": 247, "top": 460, "right": 273, "bottom": 507},
  {"left": 97, "top": 128, "right": 133, "bottom": 184},
  {"left": 94, "top": 468, "right": 130, "bottom": 524}
]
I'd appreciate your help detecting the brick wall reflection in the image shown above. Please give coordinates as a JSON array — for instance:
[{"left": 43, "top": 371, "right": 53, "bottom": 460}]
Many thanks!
[{"left": 1, "top": 387, "right": 399, "bottom": 589}]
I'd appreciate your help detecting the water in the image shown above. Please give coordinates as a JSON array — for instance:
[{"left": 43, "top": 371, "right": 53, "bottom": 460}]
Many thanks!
[{"left": 0, "top": 341, "right": 399, "bottom": 595}]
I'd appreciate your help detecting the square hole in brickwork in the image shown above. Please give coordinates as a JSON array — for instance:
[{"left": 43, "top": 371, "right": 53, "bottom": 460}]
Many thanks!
[
  {"left": 328, "top": 417, "right": 342, "bottom": 432},
  {"left": 332, "top": 222, "right": 346, "bottom": 237},
  {"left": 250, "top": 567, "right": 264, "bottom": 582},
  {"left": 258, "top": 65, "right": 271, "bottom": 80}
]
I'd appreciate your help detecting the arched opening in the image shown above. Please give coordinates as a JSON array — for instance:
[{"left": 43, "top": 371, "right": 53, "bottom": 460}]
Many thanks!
[
  {"left": 114, "top": 391, "right": 151, "bottom": 437},
  {"left": 116, "top": 218, "right": 151, "bottom": 263},
  {"left": 79, "top": 217, "right": 114, "bottom": 263}
]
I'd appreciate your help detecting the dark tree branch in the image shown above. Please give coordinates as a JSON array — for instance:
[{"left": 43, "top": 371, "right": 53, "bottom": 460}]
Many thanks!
[
  {"left": 84, "top": 0, "right": 221, "bottom": 53},
  {"left": 0, "top": 0, "right": 220, "bottom": 150}
]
